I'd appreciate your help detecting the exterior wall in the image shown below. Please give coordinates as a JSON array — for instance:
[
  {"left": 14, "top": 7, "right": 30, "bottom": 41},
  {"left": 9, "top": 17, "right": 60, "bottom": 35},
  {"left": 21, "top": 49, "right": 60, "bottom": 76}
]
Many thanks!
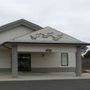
[
  {"left": 31, "top": 52, "right": 60, "bottom": 68},
  {"left": 18, "top": 44, "right": 76, "bottom": 69},
  {"left": 31, "top": 52, "right": 76, "bottom": 68},
  {"left": 0, "top": 48, "right": 11, "bottom": 68},
  {"left": 0, "top": 26, "right": 33, "bottom": 44},
  {"left": 0, "top": 44, "right": 76, "bottom": 72}
]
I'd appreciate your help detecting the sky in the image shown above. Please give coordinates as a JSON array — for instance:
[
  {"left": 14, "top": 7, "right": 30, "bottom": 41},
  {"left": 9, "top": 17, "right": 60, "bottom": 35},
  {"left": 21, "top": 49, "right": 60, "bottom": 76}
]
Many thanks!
[{"left": 0, "top": 0, "right": 90, "bottom": 43}]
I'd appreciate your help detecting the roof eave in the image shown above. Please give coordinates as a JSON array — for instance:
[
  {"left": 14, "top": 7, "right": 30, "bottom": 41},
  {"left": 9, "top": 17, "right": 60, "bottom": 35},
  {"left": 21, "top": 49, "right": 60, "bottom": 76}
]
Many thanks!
[{"left": 3, "top": 41, "right": 90, "bottom": 46}]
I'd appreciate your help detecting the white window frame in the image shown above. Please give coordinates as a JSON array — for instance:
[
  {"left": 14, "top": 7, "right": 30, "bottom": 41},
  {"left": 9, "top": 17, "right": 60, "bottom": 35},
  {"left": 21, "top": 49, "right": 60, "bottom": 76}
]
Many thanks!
[{"left": 61, "top": 53, "right": 68, "bottom": 66}]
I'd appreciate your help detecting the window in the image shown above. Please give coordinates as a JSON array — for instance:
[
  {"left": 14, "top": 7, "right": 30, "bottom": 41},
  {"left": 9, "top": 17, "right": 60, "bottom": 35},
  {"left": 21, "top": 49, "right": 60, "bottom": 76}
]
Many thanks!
[{"left": 61, "top": 53, "right": 68, "bottom": 66}]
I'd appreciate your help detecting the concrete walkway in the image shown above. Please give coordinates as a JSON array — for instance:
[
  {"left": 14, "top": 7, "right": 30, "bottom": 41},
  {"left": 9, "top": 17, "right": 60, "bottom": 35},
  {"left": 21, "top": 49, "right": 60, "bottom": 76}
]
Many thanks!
[{"left": 0, "top": 72, "right": 89, "bottom": 81}]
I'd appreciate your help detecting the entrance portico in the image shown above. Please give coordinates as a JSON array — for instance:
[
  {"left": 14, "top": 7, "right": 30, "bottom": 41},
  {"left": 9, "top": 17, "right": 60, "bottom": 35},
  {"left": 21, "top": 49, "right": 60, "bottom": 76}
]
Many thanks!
[{"left": 10, "top": 42, "right": 85, "bottom": 77}]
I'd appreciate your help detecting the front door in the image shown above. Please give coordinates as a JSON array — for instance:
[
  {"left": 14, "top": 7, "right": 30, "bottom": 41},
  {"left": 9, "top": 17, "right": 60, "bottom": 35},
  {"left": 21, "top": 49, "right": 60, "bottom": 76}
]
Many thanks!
[{"left": 18, "top": 53, "right": 31, "bottom": 72}]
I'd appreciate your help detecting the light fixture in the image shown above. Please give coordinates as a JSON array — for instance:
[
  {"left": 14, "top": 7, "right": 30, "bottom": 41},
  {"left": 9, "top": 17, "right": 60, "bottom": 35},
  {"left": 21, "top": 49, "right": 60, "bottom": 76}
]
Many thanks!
[{"left": 41, "top": 53, "right": 45, "bottom": 57}]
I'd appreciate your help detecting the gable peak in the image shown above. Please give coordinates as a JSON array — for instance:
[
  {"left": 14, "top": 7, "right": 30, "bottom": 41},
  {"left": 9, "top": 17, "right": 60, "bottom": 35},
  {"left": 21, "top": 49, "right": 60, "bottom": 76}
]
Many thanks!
[{"left": 0, "top": 19, "right": 43, "bottom": 33}]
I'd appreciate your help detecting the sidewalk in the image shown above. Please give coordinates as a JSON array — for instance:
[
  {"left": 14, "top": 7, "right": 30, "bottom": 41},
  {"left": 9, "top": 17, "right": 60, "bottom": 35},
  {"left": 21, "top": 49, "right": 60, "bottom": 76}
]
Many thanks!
[{"left": 0, "top": 72, "right": 89, "bottom": 81}]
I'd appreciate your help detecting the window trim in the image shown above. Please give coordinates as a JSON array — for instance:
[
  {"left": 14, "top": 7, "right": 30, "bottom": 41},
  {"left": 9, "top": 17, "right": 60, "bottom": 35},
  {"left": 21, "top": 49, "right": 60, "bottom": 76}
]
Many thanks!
[{"left": 61, "top": 53, "right": 68, "bottom": 66}]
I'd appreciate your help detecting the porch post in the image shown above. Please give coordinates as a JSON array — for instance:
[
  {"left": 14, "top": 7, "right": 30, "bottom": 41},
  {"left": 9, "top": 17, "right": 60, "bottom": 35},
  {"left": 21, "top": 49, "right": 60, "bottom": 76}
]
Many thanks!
[
  {"left": 76, "top": 46, "right": 81, "bottom": 76},
  {"left": 12, "top": 44, "right": 18, "bottom": 77}
]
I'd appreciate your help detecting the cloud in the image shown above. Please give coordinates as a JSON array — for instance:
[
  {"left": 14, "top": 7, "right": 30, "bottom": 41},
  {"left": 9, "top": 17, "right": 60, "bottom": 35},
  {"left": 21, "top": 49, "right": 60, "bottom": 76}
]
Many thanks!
[{"left": 0, "top": 0, "right": 89, "bottom": 42}]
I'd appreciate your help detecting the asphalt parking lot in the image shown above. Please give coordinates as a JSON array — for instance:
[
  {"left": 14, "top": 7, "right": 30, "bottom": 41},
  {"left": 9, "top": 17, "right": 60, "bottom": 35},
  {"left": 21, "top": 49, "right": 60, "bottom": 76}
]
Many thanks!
[{"left": 0, "top": 79, "right": 90, "bottom": 90}]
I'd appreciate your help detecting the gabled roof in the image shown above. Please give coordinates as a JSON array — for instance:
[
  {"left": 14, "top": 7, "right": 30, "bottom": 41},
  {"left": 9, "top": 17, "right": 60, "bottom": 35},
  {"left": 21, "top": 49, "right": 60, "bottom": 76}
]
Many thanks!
[
  {"left": 0, "top": 20, "right": 89, "bottom": 46},
  {"left": 0, "top": 19, "right": 43, "bottom": 33},
  {"left": 9, "top": 27, "right": 87, "bottom": 44}
]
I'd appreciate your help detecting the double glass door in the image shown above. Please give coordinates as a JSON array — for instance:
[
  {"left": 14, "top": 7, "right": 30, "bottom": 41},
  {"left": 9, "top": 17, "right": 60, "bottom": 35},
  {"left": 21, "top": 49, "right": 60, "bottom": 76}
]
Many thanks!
[{"left": 18, "top": 53, "right": 31, "bottom": 72}]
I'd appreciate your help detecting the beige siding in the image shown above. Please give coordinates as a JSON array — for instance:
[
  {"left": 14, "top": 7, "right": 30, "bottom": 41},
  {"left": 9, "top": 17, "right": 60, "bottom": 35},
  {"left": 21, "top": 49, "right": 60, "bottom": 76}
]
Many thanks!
[
  {"left": 68, "top": 52, "right": 76, "bottom": 67},
  {"left": 0, "top": 49, "right": 11, "bottom": 68},
  {"left": 31, "top": 52, "right": 76, "bottom": 68},
  {"left": 31, "top": 52, "right": 60, "bottom": 68}
]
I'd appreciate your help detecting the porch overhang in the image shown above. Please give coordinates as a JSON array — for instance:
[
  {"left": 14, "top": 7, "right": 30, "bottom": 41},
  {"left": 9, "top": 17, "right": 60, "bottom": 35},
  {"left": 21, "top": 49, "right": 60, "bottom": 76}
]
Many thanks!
[
  {"left": 2, "top": 41, "right": 90, "bottom": 46},
  {"left": 2, "top": 41, "right": 90, "bottom": 77}
]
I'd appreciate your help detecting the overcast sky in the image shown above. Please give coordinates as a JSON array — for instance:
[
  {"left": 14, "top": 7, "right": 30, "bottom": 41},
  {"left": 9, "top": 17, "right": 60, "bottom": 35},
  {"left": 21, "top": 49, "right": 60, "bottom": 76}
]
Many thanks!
[{"left": 0, "top": 0, "right": 90, "bottom": 43}]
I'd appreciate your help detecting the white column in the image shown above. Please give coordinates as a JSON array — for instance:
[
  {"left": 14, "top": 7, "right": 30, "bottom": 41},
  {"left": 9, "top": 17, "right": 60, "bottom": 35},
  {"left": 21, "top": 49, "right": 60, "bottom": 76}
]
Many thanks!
[
  {"left": 12, "top": 45, "right": 18, "bottom": 77},
  {"left": 76, "top": 46, "right": 81, "bottom": 76}
]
